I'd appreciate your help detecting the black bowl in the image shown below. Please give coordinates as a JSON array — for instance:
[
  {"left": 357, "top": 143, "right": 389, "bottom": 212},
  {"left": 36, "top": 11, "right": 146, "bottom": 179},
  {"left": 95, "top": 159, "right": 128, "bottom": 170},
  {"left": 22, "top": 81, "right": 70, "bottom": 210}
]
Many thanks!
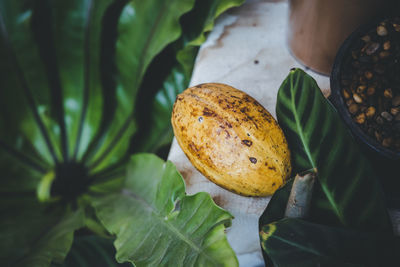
[{"left": 330, "top": 16, "right": 400, "bottom": 206}]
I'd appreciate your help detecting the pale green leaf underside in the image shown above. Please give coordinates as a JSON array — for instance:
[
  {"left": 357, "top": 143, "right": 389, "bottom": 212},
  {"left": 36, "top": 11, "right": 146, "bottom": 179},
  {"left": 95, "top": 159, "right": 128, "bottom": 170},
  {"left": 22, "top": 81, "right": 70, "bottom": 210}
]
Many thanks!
[{"left": 92, "top": 154, "right": 237, "bottom": 267}]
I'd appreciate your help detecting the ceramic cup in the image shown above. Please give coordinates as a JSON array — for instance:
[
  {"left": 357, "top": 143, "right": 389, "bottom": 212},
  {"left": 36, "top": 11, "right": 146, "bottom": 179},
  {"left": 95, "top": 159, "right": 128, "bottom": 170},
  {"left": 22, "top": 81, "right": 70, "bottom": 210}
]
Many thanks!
[{"left": 287, "top": 0, "right": 397, "bottom": 75}]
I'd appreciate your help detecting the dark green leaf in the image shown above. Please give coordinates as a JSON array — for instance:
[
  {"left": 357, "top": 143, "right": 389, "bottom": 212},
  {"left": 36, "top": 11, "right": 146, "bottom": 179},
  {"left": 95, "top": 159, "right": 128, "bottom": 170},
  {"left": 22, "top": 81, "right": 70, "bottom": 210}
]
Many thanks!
[
  {"left": 0, "top": 0, "right": 198, "bottom": 182},
  {"left": 260, "top": 218, "right": 400, "bottom": 267},
  {"left": 259, "top": 179, "right": 294, "bottom": 228},
  {"left": 0, "top": 0, "right": 242, "bottom": 265},
  {"left": 0, "top": 197, "right": 84, "bottom": 266},
  {"left": 258, "top": 178, "right": 294, "bottom": 267},
  {"left": 131, "top": 65, "right": 186, "bottom": 154},
  {"left": 275, "top": 69, "right": 391, "bottom": 231},
  {"left": 92, "top": 154, "right": 238, "bottom": 267},
  {"left": 177, "top": 0, "right": 244, "bottom": 77},
  {"left": 0, "top": 0, "right": 63, "bottom": 165},
  {"left": 85, "top": 0, "right": 198, "bottom": 173},
  {"left": 56, "top": 235, "right": 130, "bottom": 267},
  {"left": 131, "top": 0, "right": 244, "bottom": 155}
]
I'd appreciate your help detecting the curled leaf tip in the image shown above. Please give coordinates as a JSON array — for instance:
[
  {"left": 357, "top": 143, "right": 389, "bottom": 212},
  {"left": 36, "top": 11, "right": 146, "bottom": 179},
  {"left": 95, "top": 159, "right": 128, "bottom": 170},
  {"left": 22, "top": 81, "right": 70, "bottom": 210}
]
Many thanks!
[
  {"left": 289, "top": 67, "right": 305, "bottom": 74},
  {"left": 260, "top": 224, "right": 277, "bottom": 241},
  {"left": 37, "top": 171, "right": 55, "bottom": 202}
]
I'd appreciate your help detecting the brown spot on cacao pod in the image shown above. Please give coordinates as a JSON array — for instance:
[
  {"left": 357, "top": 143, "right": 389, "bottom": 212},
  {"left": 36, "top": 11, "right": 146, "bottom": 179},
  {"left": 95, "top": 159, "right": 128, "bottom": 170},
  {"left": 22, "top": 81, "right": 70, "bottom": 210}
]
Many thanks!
[
  {"left": 225, "top": 130, "right": 231, "bottom": 139},
  {"left": 241, "top": 140, "right": 253, "bottom": 147},
  {"left": 249, "top": 157, "right": 257, "bottom": 164},
  {"left": 203, "top": 107, "right": 216, "bottom": 117}
]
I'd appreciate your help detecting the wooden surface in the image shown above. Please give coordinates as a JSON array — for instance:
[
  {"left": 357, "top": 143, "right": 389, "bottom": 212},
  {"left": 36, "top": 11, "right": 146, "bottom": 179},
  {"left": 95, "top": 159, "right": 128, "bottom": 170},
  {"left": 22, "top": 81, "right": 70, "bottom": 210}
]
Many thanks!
[{"left": 168, "top": 1, "right": 400, "bottom": 266}]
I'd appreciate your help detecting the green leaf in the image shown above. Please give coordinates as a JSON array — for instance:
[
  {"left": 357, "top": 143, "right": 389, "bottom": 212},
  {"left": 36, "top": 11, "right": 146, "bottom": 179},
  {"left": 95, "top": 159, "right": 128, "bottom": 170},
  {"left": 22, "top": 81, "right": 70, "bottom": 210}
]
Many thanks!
[
  {"left": 260, "top": 218, "right": 400, "bottom": 267},
  {"left": 0, "top": 0, "right": 199, "bottom": 185},
  {"left": 173, "top": 0, "right": 244, "bottom": 98},
  {"left": 259, "top": 179, "right": 294, "bottom": 228},
  {"left": 131, "top": 65, "right": 186, "bottom": 154},
  {"left": 56, "top": 235, "right": 130, "bottom": 267},
  {"left": 92, "top": 154, "right": 238, "bottom": 267},
  {"left": 176, "top": 0, "right": 244, "bottom": 77},
  {"left": 0, "top": 0, "right": 242, "bottom": 265},
  {"left": 258, "top": 178, "right": 293, "bottom": 267},
  {"left": 0, "top": 0, "right": 63, "bottom": 165},
  {"left": 275, "top": 69, "right": 391, "bottom": 231},
  {"left": 131, "top": 0, "right": 245, "bottom": 155},
  {"left": 85, "top": 0, "right": 197, "bottom": 173},
  {"left": 0, "top": 196, "right": 84, "bottom": 266},
  {"left": 181, "top": 0, "right": 243, "bottom": 45}
]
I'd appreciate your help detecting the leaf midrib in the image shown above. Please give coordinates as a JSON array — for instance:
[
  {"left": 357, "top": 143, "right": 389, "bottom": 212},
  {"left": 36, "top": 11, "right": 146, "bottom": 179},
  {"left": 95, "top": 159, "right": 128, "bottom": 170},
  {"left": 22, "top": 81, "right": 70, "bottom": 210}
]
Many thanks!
[
  {"left": 289, "top": 71, "right": 345, "bottom": 225},
  {"left": 290, "top": 75, "right": 316, "bottom": 169},
  {"left": 270, "top": 232, "right": 326, "bottom": 258}
]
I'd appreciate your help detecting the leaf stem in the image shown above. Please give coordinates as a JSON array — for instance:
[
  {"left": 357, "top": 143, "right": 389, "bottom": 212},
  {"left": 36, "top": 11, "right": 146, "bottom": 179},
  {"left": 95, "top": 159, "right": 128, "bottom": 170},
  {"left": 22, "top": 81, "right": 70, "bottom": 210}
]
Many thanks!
[{"left": 284, "top": 170, "right": 316, "bottom": 219}]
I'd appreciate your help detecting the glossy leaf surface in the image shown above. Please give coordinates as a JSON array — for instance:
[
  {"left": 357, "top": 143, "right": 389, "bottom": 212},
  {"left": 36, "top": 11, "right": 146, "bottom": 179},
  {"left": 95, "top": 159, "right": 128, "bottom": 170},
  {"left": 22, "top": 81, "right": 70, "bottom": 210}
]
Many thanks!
[
  {"left": 260, "top": 218, "right": 400, "bottom": 267},
  {"left": 0, "top": 0, "right": 243, "bottom": 265},
  {"left": 84, "top": 0, "right": 195, "bottom": 173},
  {"left": 177, "top": 0, "right": 244, "bottom": 77},
  {"left": 0, "top": 0, "right": 196, "bottom": 188},
  {"left": 132, "top": 66, "right": 186, "bottom": 154},
  {"left": 275, "top": 69, "right": 391, "bottom": 231},
  {"left": 92, "top": 154, "right": 238, "bottom": 267},
  {"left": 259, "top": 69, "right": 395, "bottom": 267},
  {"left": 131, "top": 0, "right": 244, "bottom": 155}
]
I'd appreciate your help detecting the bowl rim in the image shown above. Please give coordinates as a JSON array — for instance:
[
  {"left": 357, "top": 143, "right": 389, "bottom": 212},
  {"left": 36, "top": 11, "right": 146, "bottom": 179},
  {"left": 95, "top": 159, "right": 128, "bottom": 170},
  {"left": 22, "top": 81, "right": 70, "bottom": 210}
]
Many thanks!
[{"left": 330, "top": 15, "right": 400, "bottom": 161}]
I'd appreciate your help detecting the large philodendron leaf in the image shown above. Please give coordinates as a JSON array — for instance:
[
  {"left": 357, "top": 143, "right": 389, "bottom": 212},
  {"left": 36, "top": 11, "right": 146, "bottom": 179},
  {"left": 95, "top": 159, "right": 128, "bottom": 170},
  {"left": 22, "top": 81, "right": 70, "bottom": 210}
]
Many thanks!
[
  {"left": 260, "top": 218, "right": 400, "bottom": 267},
  {"left": 275, "top": 69, "right": 391, "bottom": 231},
  {"left": 92, "top": 154, "right": 238, "bottom": 267}
]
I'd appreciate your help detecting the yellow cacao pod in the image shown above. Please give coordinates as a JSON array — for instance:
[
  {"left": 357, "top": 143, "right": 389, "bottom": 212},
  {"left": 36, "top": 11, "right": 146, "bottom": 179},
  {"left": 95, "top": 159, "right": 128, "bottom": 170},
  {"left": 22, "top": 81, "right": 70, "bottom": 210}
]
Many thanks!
[{"left": 171, "top": 83, "right": 291, "bottom": 196}]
